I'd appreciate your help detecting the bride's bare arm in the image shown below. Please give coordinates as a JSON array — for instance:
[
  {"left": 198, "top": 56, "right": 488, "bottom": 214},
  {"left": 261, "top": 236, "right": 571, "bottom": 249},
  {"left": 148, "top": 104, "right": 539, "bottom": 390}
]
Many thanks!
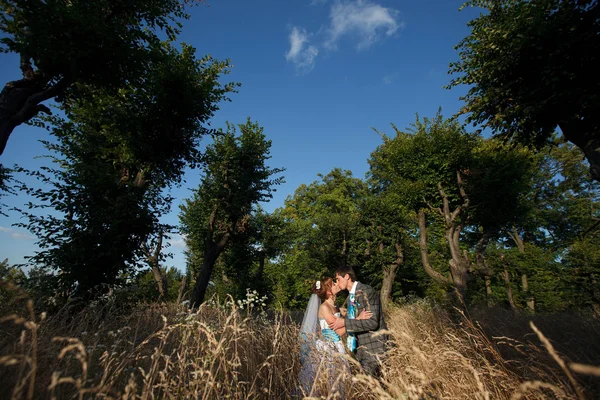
[{"left": 320, "top": 304, "right": 346, "bottom": 336}]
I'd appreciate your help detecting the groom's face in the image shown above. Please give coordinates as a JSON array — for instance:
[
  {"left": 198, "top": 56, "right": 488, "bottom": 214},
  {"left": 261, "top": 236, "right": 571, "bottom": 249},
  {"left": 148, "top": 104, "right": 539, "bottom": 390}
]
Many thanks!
[{"left": 335, "top": 273, "right": 350, "bottom": 291}]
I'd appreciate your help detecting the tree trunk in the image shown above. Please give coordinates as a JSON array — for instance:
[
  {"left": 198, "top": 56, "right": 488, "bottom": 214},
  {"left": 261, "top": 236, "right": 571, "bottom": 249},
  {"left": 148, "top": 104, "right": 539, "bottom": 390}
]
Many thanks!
[
  {"left": 502, "top": 268, "right": 518, "bottom": 311},
  {"left": 146, "top": 231, "right": 168, "bottom": 299},
  {"left": 522, "top": 273, "right": 535, "bottom": 313},
  {"left": 192, "top": 244, "right": 222, "bottom": 307},
  {"left": 508, "top": 227, "right": 534, "bottom": 312},
  {"left": 509, "top": 226, "right": 525, "bottom": 253},
  {"left": 559, "top": 119, "right": 600, "bottom": 183},
  {"left": 191, "top": 203, "right": 231, "bottom": 307},
  {"left": 590, "top": 273, "right": 600, "bottom": 316},
  {"left": 418, "top": 210, "right": 450, "bottom": 286},
  {"left": 446, "top": 225, "right": 470, "bottom": 297},
  {"left": 177, "top": 275, "right": 187, "bottom": 304},
  {"left": 380, "top": 242, "right": 404, "bottom": 312},
  {"left": 485, "top": 276, "right": 494, "bottom": 307},
  {"left": 0, "top": 60, "right": 69, "bottom": 156},
  {"left": 475, "top": 229, "right": 496, "bottom": 303},
  {"left": 420, "top": 172, "right": 471, "bottom": 301}
]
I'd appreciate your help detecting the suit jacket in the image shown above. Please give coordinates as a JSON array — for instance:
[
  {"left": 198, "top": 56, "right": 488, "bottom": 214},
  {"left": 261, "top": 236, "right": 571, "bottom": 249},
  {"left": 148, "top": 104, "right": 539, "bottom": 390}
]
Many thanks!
[{"left": 344, "top": 281, "right": 389, "bottom": 356}]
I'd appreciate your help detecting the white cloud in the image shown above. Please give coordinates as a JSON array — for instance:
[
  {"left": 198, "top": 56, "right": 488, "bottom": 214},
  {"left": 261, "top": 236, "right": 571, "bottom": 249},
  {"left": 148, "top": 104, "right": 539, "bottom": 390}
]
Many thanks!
[
  {"left": 382, "top": 75, "right": 393, "bottom": 84},
  {"left": 168, "top": 233, "right": 187, "bottom": 250},
  {"left": 285, "top": 26, "right": 319, "bottom": 73},
  {"left": 1, "top": 226, "right": 34, "bottom": 240},
  {"left": 325, "top": 0, "right": 404, "bottom": 51},
  {"left": 11, "top": 233, "right": 34, "bottom": 241}
]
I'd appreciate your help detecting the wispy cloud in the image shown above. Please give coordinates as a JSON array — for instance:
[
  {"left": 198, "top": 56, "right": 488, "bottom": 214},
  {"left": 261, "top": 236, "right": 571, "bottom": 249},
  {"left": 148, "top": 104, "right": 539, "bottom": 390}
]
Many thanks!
[
  {"left": 382, "top": 74, "right": 395, "bottom": 84},
  {"left": 1, "top": 226, "right": 34, "bottom": 240},
  {"left": 168, "top": 233, "right": 187, "bottom": 250},
  {"left": 11, "top": 233, "right": 34, "bottom": 241},
  {"left": 285, "top": 26, "right": 319, "bottom": 74},
  {"left": 325, "top": 0, "right": 404, "bottom": 51}
]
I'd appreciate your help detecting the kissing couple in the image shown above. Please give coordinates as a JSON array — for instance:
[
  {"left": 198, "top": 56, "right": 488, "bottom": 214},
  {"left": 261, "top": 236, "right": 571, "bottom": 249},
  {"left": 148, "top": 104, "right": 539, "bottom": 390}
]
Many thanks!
[{"left": 299, "top": 265, "right": 390, "bottom": 396}]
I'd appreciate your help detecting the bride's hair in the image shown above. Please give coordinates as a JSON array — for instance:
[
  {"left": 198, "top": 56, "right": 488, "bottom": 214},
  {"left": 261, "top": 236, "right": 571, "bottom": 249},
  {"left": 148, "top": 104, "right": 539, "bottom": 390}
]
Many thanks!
[{"left": 311, "top": 277, "right": 333, "bottom": 301}]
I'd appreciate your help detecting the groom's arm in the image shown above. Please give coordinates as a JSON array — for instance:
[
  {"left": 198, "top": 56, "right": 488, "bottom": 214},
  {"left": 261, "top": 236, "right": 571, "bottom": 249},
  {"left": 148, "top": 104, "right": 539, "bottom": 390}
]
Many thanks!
[{"left": 345, "top": 288, "right": 380, "bottom": 334}]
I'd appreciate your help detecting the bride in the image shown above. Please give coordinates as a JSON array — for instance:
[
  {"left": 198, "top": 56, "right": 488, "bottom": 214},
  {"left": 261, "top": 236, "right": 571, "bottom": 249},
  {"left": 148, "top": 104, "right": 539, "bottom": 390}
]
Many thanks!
[{"left": 299, "top": 277, "right": 372, "bottom": 396}]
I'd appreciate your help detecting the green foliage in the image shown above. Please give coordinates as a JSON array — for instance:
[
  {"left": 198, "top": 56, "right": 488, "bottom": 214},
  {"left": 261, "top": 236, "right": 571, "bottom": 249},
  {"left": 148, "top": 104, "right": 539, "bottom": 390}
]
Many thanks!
[
  {"left": 466, "top": 140, "right": 536, "bottom": 232},
  {"left": 0, "top": 164, "right": 13, "bottom": 216},
  {"left": 369, "top": 111, "right": 536, "bottom": 295},
  {"left": 448, "top": 0, "right": 600, "bottom": 178},
  {"left": 0, "top": 0, "right": 206, "bottom": 96},
  {"left": 369, "top": 111, "right": 477, "bottom": 211},
  {"left": 180, "top": 119, "right": 284, "bottom": 305},
  {"left": 267, "top": 169, "right": 366, "bottom": 308},
  {"left": 0, "top": 258, "right": 27, "bottom": 313},
  {"left": 134, "top": 267, "right": 185, "bottom": 302},
  {"left": 14, "top": 42, "right": 235, "bottom": 300}
]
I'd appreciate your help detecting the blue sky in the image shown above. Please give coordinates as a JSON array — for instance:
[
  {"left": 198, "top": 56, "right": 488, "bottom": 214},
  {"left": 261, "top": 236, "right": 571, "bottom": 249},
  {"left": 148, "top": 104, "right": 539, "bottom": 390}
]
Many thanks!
[{"left": 0, "top": 0, "right": 480, "bottom": 271}]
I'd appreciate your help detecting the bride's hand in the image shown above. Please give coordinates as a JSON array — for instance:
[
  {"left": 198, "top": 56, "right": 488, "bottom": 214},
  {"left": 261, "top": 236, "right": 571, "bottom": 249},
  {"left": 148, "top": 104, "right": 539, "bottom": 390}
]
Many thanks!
[{"left": 356, "top": 309, "right": 372, "bottom": 320}]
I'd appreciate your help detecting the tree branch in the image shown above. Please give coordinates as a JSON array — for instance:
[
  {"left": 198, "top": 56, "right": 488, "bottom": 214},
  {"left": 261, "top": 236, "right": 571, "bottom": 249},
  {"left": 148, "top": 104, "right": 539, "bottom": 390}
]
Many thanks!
[
  {"left": 450, "top": 171, "right": 469, "bottom": 222},
  {"left": 206, "top": 202, "right": 218, "bottom": 245},
  {"left": 424, "top": 196, "right": 443, "bottom": 216},
  {"left": 438, "top": 182, "right": 452, "bottom": 226},
  {"left": 418, "top": 210, "right": 450, "bottom": 285},
  {"left": 10, "top": 75, "right": 72, "bottom": 126}
]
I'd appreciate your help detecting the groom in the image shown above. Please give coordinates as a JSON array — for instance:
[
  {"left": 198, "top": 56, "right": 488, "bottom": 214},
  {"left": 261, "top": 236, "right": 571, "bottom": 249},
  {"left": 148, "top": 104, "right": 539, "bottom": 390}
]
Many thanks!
[{"left": 330, "top": 265, "right": 389, "bottom": 377}]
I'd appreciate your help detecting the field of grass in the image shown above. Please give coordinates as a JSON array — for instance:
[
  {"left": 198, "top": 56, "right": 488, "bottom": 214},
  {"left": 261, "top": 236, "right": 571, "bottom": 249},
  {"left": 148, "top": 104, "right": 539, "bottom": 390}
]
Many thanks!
[{"left": 1, "top": 295, "right": 600, "bottom": 399}]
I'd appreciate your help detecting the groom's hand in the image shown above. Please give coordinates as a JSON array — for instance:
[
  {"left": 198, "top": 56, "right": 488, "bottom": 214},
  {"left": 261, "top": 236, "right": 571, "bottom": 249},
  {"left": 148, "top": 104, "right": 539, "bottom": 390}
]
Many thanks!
[{"left": 329, "top": 318, "right": 345, "bottom": 330}]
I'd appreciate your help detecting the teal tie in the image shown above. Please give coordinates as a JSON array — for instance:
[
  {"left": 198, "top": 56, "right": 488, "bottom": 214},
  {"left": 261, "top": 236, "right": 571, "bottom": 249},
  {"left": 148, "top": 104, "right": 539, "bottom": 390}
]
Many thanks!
[{"left": 347, "top": 293, "right": 357, "bottom": 352}]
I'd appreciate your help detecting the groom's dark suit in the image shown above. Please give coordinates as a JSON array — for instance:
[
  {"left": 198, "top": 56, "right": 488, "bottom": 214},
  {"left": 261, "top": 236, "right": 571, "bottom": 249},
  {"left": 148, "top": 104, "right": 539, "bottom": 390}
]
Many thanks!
[{"left": 344, "top": 281, "right": 389, "bottom": 376}]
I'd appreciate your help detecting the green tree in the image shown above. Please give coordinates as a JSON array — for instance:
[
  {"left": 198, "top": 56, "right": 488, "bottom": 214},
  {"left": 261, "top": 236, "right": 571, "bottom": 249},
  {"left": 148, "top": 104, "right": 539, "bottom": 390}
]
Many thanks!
[
  {"left": 266, "top": 169, "right": 370, "bottom": 308},
  {"left": 134, "top": 266, "right": 185, "bottom": 303},
  {"left": 201, "top": 209, "right": 287, "bottom": 302},
  {"left": 0, "top": 258, "right": 26, "bottom": 313},
  {"left": 369, "top": 111, "right": 536, "bottom": 300},
  {"left": 448, "top": 0, "right": 600, "bottom": 181},
  {"left": 357, "top": 189, "right": 414, "bottom": 310},
  {"left": 0, "top": 0, "right": 207, "bottom": 156},
  {"left": 180, "top": 119, "right": 284, "bottom": 306},
  {"left": 15, "top": 42, "right": 234, "bottom": 300}
]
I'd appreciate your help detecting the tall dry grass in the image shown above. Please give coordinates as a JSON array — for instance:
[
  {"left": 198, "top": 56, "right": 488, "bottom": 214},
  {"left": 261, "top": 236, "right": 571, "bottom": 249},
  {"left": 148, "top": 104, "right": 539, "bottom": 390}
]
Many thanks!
[{"left": 1, "top": 295, "right": 599, "bottom": 399}]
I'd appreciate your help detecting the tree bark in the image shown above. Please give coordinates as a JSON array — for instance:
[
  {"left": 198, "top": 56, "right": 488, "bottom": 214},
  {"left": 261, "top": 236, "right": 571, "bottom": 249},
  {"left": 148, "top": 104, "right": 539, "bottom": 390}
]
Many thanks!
[
  {"left": 420, "top": 172, "right": 471, "bottom": 299},
  {"left": 475, "top": 229, "right": 495, "bottom": 273},
  {"left": 191, "top": 203, "right": 231, "bottom": 307},
  {"left": 589, "top": 273, "right": 600, "bottom": 316},
  {"left": 146, "top": 231, "right": 168, "bottom": 300},
  {"left": 502, "top": 268, "right": 518, "bottom": 311},
  {"left": 439, "top": 174, "right": 471, "bottom": 296},
  {"left": 380, "top": 242, "right": 403, "bottom": 312},
  {"left": 508, "top": 226, "right": 525, "bottom": 253},
  {"left": 0, "top": 60, "right": 70, "bottom": 156},
  {"left": 476, "top": 229, "right": 496, "bottom": 306},
  {"left": 522, "top": 273, "right": 535, "bottom": 312},
  {"left": 559, "top": 119, "right": 600, "bottom": 183},
  {"left": 508, "top": 227, "right": 534, "bottom": 312},
  {"left": 418, "top": 210, "right": 450, "bottom": 286},
  {"left": 177, "top": 275, "right": 187, "bottom": 304}
]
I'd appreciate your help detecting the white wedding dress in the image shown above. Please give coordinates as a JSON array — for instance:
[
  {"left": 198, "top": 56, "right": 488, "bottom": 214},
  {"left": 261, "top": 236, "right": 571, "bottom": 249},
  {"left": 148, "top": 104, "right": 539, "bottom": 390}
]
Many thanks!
[{"left": 299, "top": 296, "right": 349, "bottom": 397}]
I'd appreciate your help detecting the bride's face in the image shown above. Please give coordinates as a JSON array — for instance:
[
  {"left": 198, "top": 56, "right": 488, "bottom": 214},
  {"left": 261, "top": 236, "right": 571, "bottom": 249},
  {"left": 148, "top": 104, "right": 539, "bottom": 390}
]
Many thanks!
[{"left": 331, "top": 282, "right": 341, "bottom": 296}]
